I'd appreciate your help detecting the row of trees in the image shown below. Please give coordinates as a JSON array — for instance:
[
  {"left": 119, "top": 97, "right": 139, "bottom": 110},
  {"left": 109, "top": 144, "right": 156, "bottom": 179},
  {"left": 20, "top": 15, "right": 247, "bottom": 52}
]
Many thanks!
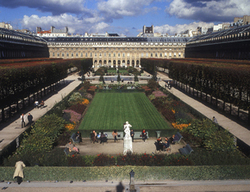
[
  {"left": 0, "top": 58, "right": 92, "bottom": 122},
  {"left": 141, "top": 58, "right": 250, "bottom": 124}
]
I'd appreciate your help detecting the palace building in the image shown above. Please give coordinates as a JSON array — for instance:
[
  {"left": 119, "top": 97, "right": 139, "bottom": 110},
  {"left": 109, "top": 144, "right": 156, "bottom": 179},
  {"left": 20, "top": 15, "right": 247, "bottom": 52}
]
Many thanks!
[{"left": 44, "top": 36, "right": 189, "bottom": 69}]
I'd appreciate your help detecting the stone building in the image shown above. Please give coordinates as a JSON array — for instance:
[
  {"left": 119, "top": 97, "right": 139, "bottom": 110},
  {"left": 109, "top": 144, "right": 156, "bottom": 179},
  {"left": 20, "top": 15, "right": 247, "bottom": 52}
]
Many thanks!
[{"left": 44, "top": 36, "right": 189, "bottom": 70}]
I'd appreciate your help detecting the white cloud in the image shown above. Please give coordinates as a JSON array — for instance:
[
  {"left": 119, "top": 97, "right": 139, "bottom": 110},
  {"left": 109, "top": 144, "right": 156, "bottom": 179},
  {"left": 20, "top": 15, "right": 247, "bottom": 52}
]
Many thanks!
[
  {"left": 166, "top": 0, "right": 250, "bottom": 22},
  {"left": 0, "top": 0, "right": 88, "bottom": 15},
  {"left": 21, "top": 14, "right": 110, "bottom": 34},
  {"left": 154, "top": 21, "right": 214, "bottom": 35},
  {"left": 97, "top": 0, "right": 155, "bottom": 18}
]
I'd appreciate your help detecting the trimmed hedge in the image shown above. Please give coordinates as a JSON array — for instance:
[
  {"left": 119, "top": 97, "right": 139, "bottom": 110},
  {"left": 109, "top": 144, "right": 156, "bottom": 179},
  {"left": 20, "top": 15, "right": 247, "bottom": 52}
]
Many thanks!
[{"left": 1, "top": 165, "right": 250, "bottom": 181}]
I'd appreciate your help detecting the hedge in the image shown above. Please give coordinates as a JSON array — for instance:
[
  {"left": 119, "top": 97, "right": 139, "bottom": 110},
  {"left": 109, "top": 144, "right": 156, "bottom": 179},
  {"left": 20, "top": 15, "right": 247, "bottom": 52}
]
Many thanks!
[{"left": 1, "top": 165, "right": 250, "bottom": 181}]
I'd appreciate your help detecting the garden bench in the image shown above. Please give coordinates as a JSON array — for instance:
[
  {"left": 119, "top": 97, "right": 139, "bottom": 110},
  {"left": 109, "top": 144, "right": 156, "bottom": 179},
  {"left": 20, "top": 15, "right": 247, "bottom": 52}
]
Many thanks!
[
  {"left": 71, "top": 133, "right": 80, "bottom": 144},
  {"left": 133, "top": 132, "right": 149, "bottom": 140},
  {"left": 101, "top": 132, "right": 124, "bottom": 140},
  {"left": 173, "top": 132, "right": 183, "bottom": 143},
  {"left": 64, "top": 148, "right": 77, "bottom": 156},
  {"left": 179, "top": 144, "right": 193, "bottom": 155}
]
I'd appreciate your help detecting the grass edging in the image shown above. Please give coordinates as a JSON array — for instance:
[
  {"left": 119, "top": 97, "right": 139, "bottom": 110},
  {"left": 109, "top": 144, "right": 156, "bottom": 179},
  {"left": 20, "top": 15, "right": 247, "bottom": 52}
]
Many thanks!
[{"left": 1, "top": 165, "right": 250, "bottom": 181}]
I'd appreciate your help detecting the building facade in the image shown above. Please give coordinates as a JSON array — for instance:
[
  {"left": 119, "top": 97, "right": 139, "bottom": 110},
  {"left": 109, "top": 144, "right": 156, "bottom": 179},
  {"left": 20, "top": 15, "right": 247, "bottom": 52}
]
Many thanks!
[{"left": 44, "top": 36, "right": 189, "bottom": 69}]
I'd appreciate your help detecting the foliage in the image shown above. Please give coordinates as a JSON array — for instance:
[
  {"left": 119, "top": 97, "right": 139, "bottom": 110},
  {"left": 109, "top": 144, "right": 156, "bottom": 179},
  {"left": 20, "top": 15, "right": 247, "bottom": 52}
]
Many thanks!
[
  {"left": 63, "top": 110, "right": 82, "bottom": 123},
  {"left": 4, "top": 114, "right": 65, "bottom": 166},
  {"left": 99, "top": 74, "right": 104, "bottom": 82},
  {"left": 93, "top": 154, "right": 115, "bottom": 166},
  {"left": 68, "top": 92, "right": 82, "bottom": 104},
  {"left": 67, "top": 154, "right": 86, "bottom": 166},
  {"left": 82, "top": 80, "right": 91, "bottom": 90},
  {"left": 147, "top": 78, "right": 159, "bottom": 90},
  {"left": 182, "top": 119, "right": 236, "bottom": 151},
  {"left": 175, "top": 110, "right": 192, "bottom": 124},
  {"left": 65, "top": 123, "right": 76, "bottom": 131},
  {"left": 117, "top": 73, "right": 121, "bottom": 82},
  {"left": 134, "top": 74, "right": 138, "bottom": 82},
  {"left": 68, "top": 102, "right": 87, "bottom": 114},
  {"left": 0, "top": 58, "right": 87, "bottom": 109},
  {"left": 1, "top": 165, "right": 250, "bottom": 181},
  {"left": 171, "top": 122, "right": 190, "bottom": 131}
]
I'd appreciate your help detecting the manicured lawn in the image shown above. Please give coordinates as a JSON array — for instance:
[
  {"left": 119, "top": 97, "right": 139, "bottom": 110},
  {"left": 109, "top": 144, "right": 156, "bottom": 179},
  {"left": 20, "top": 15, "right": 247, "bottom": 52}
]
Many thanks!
[
  {"left": 107, "top": 69, "right": 128, "bottom": 74},
  {"left": 79, "top": 92, "right": 172, "bottom": 131}
]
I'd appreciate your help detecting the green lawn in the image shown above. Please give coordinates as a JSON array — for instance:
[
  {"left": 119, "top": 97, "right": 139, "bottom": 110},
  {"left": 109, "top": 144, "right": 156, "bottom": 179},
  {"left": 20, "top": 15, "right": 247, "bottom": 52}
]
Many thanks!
[
  {"left": 107, "top": 69, "right": 128, "bottom": 74},
  {"left": 79, "top": 92, "right": 172, "bottom": 131}
]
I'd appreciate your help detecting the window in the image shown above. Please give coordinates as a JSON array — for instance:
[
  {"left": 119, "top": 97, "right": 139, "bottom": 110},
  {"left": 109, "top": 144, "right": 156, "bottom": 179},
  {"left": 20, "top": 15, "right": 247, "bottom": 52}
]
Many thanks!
[{"left": 85, "top": 53, "right": 88, "bottom": 57}]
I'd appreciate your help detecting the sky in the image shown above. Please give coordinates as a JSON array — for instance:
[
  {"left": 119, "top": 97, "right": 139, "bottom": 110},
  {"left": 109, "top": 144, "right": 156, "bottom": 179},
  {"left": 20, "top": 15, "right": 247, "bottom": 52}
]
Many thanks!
[{"left": 0, "top": 0, "right": 249, "bottom": 36}]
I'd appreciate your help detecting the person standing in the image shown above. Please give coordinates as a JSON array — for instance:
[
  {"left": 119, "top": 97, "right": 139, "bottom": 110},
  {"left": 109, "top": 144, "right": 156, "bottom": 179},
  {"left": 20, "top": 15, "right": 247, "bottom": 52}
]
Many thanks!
[
  {"left": 20, "top": 114, "right": 26, "bottom": 128},
  {"left": 27, "top": 113, "right": 33, "bottom": 126},
  {"left": 130, "top": 129, "right": 134, "bottom": 142},
  {"left": 112, "top": 130, "right": 118, "bottom": 142},
  {"left": 13, "top": 161, "right": 26, "bottom": 185}
]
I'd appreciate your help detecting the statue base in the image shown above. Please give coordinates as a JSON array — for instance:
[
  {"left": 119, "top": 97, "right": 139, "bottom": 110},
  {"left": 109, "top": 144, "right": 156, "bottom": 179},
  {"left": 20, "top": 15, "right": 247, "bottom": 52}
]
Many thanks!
[{"left": 123, "top": 137, "right": 133, "bottom": 155}]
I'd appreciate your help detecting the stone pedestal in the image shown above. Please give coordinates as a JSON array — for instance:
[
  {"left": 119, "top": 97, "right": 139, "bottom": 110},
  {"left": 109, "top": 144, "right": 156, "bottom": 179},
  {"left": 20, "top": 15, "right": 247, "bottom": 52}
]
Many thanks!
[{"left": 123, "top": 137, "right": 133, "bottom": 155}]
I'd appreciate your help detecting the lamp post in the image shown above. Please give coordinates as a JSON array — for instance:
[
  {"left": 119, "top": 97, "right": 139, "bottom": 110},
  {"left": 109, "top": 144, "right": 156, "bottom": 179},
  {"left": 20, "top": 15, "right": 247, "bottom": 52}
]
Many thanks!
[{"left": 129, "top": 170, "right": 136, "bottom": 192}]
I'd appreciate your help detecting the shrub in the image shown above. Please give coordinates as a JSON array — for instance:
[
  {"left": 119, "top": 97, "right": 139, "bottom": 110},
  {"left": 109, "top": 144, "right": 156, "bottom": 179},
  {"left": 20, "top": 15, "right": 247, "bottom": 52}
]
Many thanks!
[
  {"left": 147, "top": 78, "right": 159, "bottom": 90},
  {"left": 63, "top": 110, "right": 81, "bottom": 123},
  {"left": 67, "top": 154, "right": 86, "bottom": 166},
  {"left": 68, "top": 92, "right": 82, "bottom": 104},
  {"left": 93, "top": 154, "right": 115, "bottom": 166},
  {"left": 161, "top": 108, "right": 176, "bottom": 123},
  {"left": 175, "top": 110, "right": 192, "bottom": 124},
  {"left": 68, "top": 103, "right": 87, "bottom": 114},
  {"left": 152, "top": 90, "right": 167, "bottom": 97},
  {"left": 182, "top": 119, "right": 236, "bottom": 151}
]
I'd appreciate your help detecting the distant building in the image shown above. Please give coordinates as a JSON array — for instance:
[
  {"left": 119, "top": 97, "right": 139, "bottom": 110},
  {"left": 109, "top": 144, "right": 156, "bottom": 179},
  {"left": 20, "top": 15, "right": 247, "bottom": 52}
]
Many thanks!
[
  {"left": 233, "top": 15, "right": 250, "bottom": 26},
  {"left": 36, "top": 26, "right": 69, "bottom": 37},
  {"left": 0, "top": 22, "right": 13, "bottom": 30}
]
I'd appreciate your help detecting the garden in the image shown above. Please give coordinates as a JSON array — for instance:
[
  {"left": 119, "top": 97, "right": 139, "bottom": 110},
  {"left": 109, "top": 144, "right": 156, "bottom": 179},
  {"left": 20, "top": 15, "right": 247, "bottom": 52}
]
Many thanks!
[{"left": 1, "top": 75, "right": 250, "bottom": 181}]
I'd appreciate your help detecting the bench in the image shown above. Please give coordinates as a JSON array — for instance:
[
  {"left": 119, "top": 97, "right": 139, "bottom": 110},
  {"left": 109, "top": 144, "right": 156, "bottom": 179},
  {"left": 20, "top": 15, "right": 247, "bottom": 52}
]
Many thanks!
[
  {"left": 101, "top": 132, "right": 124, "bottom": 140},
  {"left": 179, "top": 144, "right": 193, "bottom": 155},
  {"left": 173, "top": 132, "right": 183, "bottom": 143},
  {"left": 133, "top": 132, "right": 149, "bottom": 140},
  {"left": 71, "top": 133, "right": 80, "bottom": 144}
]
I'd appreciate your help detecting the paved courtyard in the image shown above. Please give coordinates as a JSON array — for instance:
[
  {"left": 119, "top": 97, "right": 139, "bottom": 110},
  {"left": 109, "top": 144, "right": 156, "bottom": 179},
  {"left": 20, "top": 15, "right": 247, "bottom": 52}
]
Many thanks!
[{"left": 70, "top": 137, "right": 185, "bottom": 156}]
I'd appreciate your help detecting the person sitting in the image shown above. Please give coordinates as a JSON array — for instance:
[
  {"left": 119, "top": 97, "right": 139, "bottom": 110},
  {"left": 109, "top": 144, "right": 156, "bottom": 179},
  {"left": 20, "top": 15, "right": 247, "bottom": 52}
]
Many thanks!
[
  {"left": 91, "top": 130, "right": 98, "bottom": 143},
  {"left": 162, "top": 137, "right": 171, "bottom": 152},
  {"left": 142, "top": 129, "right": 147, "bottom": 142},
  {"left": 155, "top": 137, "right": 164, "bottom": 151},
  {"left": 169, "top": 135, "right": 176, "bottom": 144},
  {"left": 65, "top": 141, "right": 79, "bottom": 155},
  {"left": 39, "top": 100, "right": 45, "bottom": 109},
  {"left": 112, "top": 130, "right": 118, "bottom": 142},
  {"left": 75, "top": 131, "right": 82, "bottom": 143},
  {"left": 34, "top": 101, "right": 39, "bottom": 108},
  {"left": 100, "top": 131, "right": 108, "bottom": 144}
]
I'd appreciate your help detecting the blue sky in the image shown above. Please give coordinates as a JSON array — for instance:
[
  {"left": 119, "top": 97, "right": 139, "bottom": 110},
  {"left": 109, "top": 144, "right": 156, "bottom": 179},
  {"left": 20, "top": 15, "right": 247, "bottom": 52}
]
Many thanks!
[{"left": 0, "top": 0, "right": 249, "bottom": 36}]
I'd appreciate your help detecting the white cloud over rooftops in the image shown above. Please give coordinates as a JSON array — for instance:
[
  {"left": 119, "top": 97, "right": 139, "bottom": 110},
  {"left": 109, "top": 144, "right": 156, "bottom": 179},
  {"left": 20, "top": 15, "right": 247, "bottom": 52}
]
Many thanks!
[{"left": 166, "top": 0, "right": 250, "bottom": 22}]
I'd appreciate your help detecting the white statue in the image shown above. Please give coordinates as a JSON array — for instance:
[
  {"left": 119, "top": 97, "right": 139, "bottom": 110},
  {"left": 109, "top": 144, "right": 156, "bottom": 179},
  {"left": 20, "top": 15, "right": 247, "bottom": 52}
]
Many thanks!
[
  {"left": 124, "top": 121, "right": 132, "bottom": 138},
  {"left": 123, "top": 121, "right": 133, "bottom": 155}
]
